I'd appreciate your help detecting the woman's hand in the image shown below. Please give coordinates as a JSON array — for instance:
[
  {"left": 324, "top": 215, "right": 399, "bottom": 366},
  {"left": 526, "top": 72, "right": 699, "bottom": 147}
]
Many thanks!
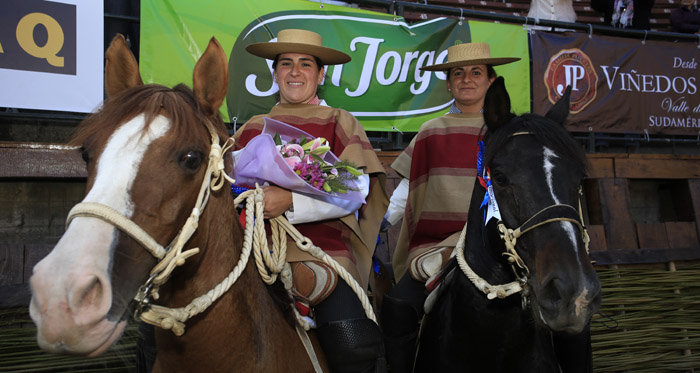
[{"left": 262, "top": 185, "right": 293, "bottom": 218}]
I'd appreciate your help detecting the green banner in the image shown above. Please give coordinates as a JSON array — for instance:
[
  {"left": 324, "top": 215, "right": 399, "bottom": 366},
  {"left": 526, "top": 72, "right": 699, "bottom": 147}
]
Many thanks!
[{"left": 141, "top": 0, "right": 530, "bottom": 131}]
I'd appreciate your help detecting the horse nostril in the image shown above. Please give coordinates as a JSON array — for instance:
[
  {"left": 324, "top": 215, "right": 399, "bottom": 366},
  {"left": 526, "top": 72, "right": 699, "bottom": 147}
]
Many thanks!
[
  {"left": 540, "top": 277, "right": 565, "bottom": 309},
  {"left": 69, "top": 275, "right": 108, "bottom": 315},
  {"left": 84, "top": 277, "right": 102, "bottom": 307}
]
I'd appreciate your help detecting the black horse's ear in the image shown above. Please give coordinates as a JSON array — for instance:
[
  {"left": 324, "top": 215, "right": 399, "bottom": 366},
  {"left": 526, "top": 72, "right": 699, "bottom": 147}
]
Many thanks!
[
  {"left": 483, "top": 76, "right": 514, "bottom": 131},
  {"left": 545, "top": 86, "right": 572, "bottom": 125}
]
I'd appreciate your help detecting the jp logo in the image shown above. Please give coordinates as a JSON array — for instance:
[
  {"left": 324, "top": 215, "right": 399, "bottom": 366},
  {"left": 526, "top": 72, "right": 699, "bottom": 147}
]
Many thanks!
[{"left": 544, "top": 49, "right": 598, "bottom": 114}]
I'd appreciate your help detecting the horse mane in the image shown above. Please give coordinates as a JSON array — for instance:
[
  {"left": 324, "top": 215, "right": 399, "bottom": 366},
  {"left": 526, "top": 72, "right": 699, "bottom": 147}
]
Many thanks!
[
  {"left": 482, "top": 113, "right": 589, "bottom": 176},
  {"left": 70, "top": 83, "right": 228, "bottom": 149}
]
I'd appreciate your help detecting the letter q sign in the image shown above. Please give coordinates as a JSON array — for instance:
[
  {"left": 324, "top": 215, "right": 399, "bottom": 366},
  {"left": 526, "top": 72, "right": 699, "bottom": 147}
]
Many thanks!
[{"left": 0, "top": 0, "right": 77, "bottom": 75}]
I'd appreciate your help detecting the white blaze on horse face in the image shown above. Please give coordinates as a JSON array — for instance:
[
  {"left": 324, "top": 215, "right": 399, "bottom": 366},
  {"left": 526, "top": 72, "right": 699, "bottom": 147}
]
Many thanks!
[
  {"left": 29, "top": 114, "right": 171, "bottom": 354},
  {"left": 71, "top": 113, "right": 171, "bottom": 283},
  {"left": 542, "top": 147, "right": 579, "bottom": 254},
  {"left": 84, "top": 114, "right": 171, "bottom": 212},
  {"left": 60, "top": 114, "right": 171, "bottom": 270}
]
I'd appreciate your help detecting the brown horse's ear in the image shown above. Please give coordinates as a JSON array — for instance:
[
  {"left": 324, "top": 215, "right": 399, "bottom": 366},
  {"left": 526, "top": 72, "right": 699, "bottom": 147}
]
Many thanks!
[
  {"left": 545, "top": 85, "right": 572, "bottom": 126},
  {"left": 193, "top": 37, "right": 228, "bottom": 117},
  {"left": 483, "top": 76, "right": 514, "bottom": 131},
  {"left": 105, "top": 34, "right": 143, "bottom": 98}
]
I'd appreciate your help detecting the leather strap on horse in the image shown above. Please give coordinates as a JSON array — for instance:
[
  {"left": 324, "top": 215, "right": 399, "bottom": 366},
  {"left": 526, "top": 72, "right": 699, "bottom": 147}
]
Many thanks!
[
  {"left": 67, "top": 133, "right": 236, "bottom": 293},
  {"left": 296, "top": 324, "right": 325, "bottom": 373}
]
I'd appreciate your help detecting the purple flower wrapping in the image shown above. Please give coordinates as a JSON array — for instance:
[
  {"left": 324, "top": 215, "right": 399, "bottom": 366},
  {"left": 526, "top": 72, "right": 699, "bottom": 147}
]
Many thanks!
[{"left": 232, "top": 118, "right": 365, "bottom": 203}]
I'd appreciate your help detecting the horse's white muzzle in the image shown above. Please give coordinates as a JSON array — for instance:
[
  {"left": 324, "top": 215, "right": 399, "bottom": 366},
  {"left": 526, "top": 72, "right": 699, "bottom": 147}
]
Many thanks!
[{"left": 29, "top": 217, "right": 125, "bottom": 356}]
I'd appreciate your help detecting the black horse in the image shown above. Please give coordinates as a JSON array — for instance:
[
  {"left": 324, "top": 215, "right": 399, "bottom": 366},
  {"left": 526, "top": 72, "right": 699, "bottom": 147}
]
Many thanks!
[{"left": 413, "top": 77, "right": 601, "bottom": 372}]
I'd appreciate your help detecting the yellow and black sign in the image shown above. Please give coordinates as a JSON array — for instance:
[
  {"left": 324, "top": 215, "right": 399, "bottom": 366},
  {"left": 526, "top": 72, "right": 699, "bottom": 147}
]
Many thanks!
[{"left": 0, "top": 0, "right": 76, "bottom": 75}]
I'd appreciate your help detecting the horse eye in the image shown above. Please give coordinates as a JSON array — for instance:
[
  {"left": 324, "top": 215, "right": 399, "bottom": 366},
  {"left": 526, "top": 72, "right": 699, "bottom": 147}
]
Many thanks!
[
  {"left": 180, "top": 151, "right": 204, "bottom": 171},
  {"left": 491, "top": 171, "right": 509, "bottom": 186}
]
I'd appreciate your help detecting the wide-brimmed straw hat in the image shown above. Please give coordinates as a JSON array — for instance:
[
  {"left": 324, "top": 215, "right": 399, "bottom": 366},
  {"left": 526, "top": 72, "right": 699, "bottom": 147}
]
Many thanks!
[
  {"left": 420, "top": 42, "right": 520, "bottom": 71},
  {"left": 246, "top": 29, "right": 351, "bottom": 65}
]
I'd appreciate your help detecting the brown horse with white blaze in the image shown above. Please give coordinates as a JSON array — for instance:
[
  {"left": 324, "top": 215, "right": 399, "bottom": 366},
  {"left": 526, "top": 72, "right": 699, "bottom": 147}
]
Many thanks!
[{"left": 29, "top": 35, "right": 325, "bottom": 371}]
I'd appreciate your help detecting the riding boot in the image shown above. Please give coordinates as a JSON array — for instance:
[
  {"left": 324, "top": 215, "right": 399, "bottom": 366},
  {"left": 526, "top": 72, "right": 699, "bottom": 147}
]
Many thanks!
[
  {"left": 316, "top": 318, "right": 387, "bottom": 373},
  {"left": 380, "top": 295, "right": 421, "bottom": 373}
]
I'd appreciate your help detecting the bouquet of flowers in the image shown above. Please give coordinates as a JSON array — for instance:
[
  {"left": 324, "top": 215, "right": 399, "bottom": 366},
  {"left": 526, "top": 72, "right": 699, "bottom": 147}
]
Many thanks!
[{"left": 232, "top": 118, "right": 365, "bottom": 203}]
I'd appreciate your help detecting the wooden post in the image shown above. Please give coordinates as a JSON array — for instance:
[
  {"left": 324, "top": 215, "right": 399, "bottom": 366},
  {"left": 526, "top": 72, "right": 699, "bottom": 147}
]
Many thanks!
[{"left": 596, "top": 178, "right": 638, "bottom": 250}]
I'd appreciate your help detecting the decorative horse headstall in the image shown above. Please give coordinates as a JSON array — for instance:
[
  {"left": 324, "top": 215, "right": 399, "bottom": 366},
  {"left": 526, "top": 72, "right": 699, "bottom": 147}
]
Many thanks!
[
  {"left": 63, "top": 119, "right": 376, "bottom": 343},
  {"left": 456, "top": 132, "right": 590, "bottom": 310},
  {"left": 65, "top": 122, "right": 237, "bottom": 335}
]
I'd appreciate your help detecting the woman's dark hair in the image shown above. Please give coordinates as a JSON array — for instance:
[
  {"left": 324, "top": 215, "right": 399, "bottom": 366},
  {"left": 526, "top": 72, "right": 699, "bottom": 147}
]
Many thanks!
[{"left": 446, "top": 64, "right": 497, "bottom": 79}]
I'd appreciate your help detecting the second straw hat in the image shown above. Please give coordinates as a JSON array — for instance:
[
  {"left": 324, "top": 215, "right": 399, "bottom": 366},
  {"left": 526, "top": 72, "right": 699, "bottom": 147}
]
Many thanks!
[
  {"left": 421, "top": 42, "right": 520, "bottom": 71},
  {"left": 246, "top": 29, "right": 351, "bottom": 65}
]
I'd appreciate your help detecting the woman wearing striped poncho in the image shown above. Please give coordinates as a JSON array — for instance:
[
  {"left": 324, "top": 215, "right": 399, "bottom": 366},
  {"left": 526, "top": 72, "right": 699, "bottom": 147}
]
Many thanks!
[
  {"left": 233, "top": 29, "right": 389, "bottom": 373},
  {"left": 380, "top": 42, "right": 520, "bottom": 372}
]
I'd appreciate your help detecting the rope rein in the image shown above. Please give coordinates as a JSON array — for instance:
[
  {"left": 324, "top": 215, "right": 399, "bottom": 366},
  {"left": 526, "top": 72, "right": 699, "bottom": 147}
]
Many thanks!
[
  {"left": 455, "top": 188, "right": 590, "bottom": 308},
  {"left": 457, "top": 131, "right": 591, "bottom": 307},
  {"left": 269, "top": 213, "right": 377, "bottom": 323},
  {"left": 66, "top": 132, "right": 375, "bottom": 339},
  {"left": 454, "top": 223, "right": 525, "bottom": 300}
]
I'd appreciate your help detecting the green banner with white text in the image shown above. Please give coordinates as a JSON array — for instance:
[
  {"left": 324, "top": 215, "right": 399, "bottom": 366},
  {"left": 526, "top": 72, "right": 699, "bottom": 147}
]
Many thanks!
[{"left": 141, "top": 0, "right": 530, "bottom": 132}]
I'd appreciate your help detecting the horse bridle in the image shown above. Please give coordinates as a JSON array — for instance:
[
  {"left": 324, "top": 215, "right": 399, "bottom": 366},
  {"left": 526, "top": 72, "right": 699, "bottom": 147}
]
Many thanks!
[
  {"left": 64, "top": 122, "right": 376, "bottom": 343},
  {"left": 454, "top": 131, "right": 590, "bottom": 310},
  {"left": 65, "top": 128, "right": 237, "bottom": 334}
]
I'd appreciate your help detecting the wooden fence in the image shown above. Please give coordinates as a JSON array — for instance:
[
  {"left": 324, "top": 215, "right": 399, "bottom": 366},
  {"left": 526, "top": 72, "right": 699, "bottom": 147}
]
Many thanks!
[{"left": 2, "top": 144, "right": 699, "bottom": 305}]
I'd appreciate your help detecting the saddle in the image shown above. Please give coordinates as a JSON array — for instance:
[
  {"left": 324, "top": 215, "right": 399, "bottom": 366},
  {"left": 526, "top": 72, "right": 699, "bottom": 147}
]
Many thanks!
[
  {"left": 290, "top": 260, "right": 338, "bottom": 315},
  {"left": 408, "top": 246, "right": 455, "bottom": 282}
]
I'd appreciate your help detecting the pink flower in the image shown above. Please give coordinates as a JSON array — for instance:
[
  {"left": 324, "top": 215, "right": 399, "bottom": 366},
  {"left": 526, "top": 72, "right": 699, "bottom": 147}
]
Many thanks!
[
  {"left": 284, "top": 156, "right": 301, "bottom": 168},
  {"left": 273, "top": 132, "right": 358, "bottom": 195},
  {"left": 282, "top": 143, "right": 304, "bottom": 158},
  {"left": 310, "top": 138, "right": 324, "bottom": 151},
  {"left": 302, "top": 137, "right": 324, "bottom": 151}
]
